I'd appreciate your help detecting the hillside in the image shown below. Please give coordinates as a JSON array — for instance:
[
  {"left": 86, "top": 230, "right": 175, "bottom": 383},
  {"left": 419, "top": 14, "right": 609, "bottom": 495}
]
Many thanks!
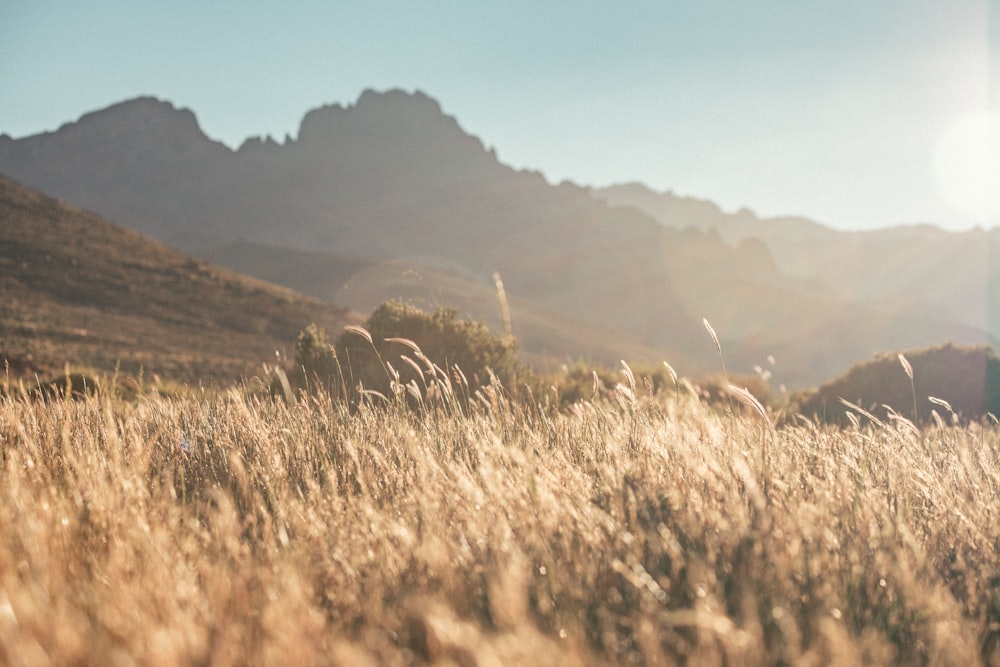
[
  {"left": 0, "top": 91, "right": 993, "bottom": 386},
  {"left": 194, "top": 240, "right": 681, "bottom": 372},
  {"left": 0, "top": 176, "right": 356, "bottom": 383},
  {"left": 792, "top": 343, "right": 1000, "bottom": 424}
]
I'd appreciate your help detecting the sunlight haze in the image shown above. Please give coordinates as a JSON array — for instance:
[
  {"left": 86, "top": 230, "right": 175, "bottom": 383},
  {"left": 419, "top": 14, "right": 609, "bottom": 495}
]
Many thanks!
[{"left": 1, "top": 0, "right": 996, "bottom": 230}]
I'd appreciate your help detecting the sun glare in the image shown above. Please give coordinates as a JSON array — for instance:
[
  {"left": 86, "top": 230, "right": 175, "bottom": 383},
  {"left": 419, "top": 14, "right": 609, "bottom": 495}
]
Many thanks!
[{"left": 932, "top": 108, "right": 1000, "bottom": 226}]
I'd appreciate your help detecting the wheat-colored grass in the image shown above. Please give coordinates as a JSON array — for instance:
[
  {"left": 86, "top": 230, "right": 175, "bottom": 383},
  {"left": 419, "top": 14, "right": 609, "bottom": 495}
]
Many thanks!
[{"left": 0, "top": 376, "right": 998, "bottom": 665}]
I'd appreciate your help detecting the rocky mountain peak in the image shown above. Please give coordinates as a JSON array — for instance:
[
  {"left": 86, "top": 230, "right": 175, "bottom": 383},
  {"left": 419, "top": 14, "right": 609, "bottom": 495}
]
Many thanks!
[
  {"left": 48, "top": 97, "right": 229, "bottom": 162},
  {"left": 294, "top": 88, "right": 488, "bottom": 161}
]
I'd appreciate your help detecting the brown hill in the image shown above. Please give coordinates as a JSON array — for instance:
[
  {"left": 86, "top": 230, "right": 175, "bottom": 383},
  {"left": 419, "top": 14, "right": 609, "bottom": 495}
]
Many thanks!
[
  {"left": 792, "top": 343, "right": 1000, "bottom": 424},
  {"left": 0, "top": 175, "right": 356, "bottom": 384}
]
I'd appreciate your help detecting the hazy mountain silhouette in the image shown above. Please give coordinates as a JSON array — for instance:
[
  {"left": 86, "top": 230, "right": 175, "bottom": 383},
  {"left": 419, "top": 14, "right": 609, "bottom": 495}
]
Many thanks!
[
  {"left": 594, "top": 183, "right": 1000, "bottom": 335},
  {"left": 0, "top": 90, "right": 991, "bottom": 385}
]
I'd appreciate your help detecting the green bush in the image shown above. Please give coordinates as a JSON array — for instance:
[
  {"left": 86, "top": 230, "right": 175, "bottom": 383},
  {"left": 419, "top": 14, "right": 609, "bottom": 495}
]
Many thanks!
[
  {"left": 289, "top": 323, "right": 340, "bottom": 392},
  {"left": 334, "top": 300, "right": 526, "bottom": 400}
]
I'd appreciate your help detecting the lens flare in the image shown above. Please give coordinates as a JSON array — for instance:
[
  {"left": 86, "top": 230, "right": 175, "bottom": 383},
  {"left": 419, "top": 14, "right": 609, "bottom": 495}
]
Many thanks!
[{"left": 932, "top": 108, "right": 1000, "bottom": 226}]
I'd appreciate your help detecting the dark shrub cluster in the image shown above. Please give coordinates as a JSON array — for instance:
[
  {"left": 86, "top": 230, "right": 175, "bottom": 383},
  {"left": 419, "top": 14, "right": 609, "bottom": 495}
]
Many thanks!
[
  {"left": 291, "top": 300, "right": 528, "bottom": 403},
  {"left": 339, "top": 300, "right": 526, "bottom": 396},
  {"left": 289, "top": 323, "right": 340, "bottom": 392}
]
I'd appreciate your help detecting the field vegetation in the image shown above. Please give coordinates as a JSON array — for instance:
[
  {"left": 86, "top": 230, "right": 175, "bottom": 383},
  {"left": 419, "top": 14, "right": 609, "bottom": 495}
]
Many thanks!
[{"left": 1, "top": 335, "right": 998, "bottom": 666}]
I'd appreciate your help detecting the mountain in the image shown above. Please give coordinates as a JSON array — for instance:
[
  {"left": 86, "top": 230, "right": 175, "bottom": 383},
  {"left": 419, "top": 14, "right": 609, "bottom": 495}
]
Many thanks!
[
  {"left": 593, "top": 183, "right": 1000, "bottom": 335},
  {"left": 1, "top": 91, "right": 992, "bottom": 386},
  {"left": 0, "top": 175, "right": 356, "bottom": 383}
]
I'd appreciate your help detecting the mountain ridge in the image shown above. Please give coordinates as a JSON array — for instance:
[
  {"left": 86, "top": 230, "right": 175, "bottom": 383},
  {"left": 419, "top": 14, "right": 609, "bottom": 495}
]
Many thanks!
[
  {"left": 1, "top": 89, "right": 992, "bottom": 386},
  {"left": 593, "top": 182, "right": 1000, "bottom": 334}
]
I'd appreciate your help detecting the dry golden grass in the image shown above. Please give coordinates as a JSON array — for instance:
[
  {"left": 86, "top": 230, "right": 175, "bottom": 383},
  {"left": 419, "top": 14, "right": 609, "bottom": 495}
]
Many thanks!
[{"left": 0, "top": 375, "right": 998, "bottom": 665}]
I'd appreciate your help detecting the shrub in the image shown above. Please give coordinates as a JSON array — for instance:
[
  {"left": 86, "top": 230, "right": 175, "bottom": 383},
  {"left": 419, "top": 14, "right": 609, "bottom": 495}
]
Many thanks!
[
  {"left": 290, "top": 323, "right": 340, "bottom": 391},
  {"left": 26, "top": 369, "right": 103, "bottom": 401},
  {"left": 334, "top": 300, "right": 526, "bottom": 400},
  {"left": 549, "top": 361, "right": 677, "bottom": 406}
]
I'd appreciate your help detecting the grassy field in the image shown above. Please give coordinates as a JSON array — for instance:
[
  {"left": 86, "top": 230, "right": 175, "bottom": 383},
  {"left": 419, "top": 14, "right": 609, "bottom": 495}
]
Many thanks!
[{"left": 0, "top": 371, "right": 998, "bottom": 665}]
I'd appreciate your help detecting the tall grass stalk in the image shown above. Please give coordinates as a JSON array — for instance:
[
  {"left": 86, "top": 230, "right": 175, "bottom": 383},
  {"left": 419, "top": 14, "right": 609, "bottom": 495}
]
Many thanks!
[
  {"left": 493, "top": 270, "right": 513, "bottom": 342},
  {"left": 703, "top": 317, "right": 727, "bottom": 383},
  {"left": 898, "top": 352, "right": 918, "bottom": 422}
]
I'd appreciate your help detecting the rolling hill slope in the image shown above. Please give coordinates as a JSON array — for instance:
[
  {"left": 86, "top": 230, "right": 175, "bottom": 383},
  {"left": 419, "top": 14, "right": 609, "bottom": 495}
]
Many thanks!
[{"left": 0, "top": 175, "right": 356, "bottom": 383}]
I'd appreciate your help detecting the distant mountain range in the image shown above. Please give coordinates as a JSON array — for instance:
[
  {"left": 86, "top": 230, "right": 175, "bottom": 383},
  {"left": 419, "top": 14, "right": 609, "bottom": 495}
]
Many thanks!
[
  {"left": 593, "top": 183, "right": 1000, "bottom": 336},
  {"left": 1, "top": 89, "right": 993, "bottom": 386}
]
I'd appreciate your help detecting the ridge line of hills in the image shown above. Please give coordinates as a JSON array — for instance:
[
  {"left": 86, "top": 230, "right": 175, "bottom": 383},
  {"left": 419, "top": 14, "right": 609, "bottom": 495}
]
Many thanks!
[{"left": 1, "top": 88, "right": 995, "bottom": 387}]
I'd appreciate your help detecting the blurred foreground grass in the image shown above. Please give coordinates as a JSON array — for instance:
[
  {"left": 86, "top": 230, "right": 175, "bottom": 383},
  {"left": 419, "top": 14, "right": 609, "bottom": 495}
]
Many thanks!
[{"left": 0, "top": 379, "right": 997, "bottom": 666}]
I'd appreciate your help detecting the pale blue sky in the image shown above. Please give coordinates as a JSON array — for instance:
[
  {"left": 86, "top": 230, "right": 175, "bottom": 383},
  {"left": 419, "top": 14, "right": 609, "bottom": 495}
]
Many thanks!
[{"left": 1, "top": 1, "right": 997, "bottom": 229}]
